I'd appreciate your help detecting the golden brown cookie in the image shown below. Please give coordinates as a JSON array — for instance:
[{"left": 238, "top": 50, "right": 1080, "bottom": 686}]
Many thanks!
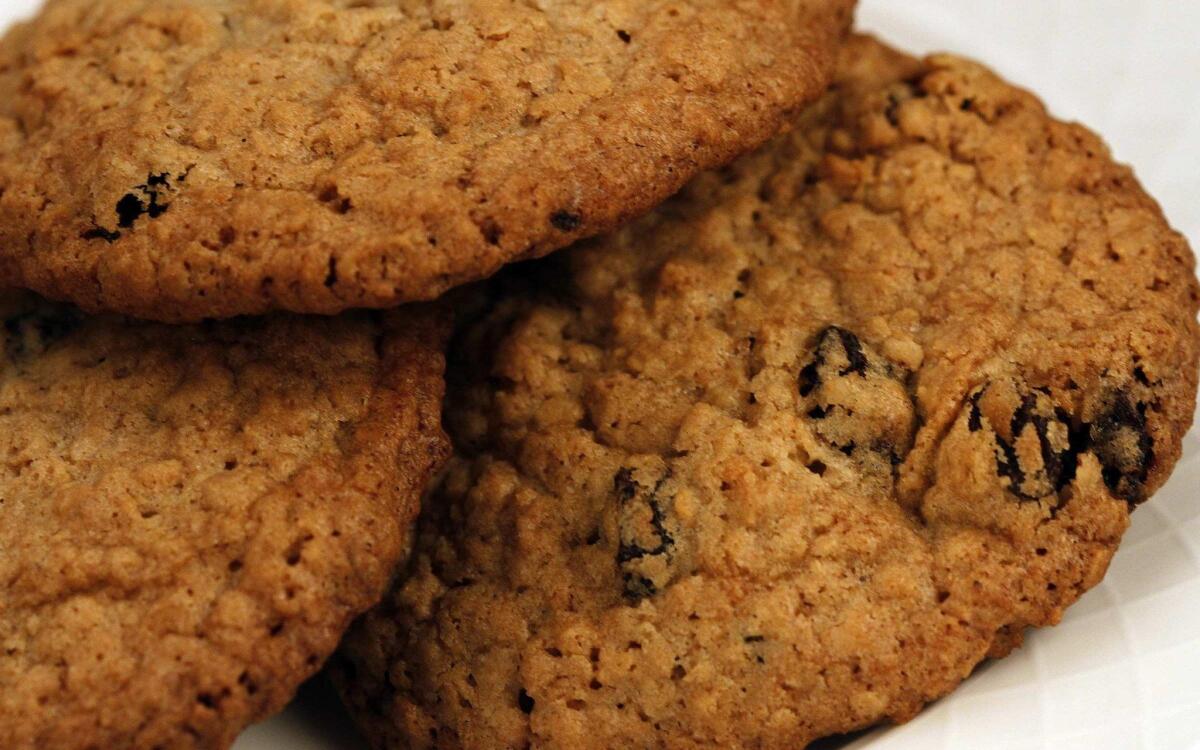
[
  {"left": 0, "top": 0, "right": 855, "bottom": 322},
  {"left": 330, "top": 36, "right": 1200, "bottom": 749},
  {"left": 0, "top": 290, "right": 449, "bottom": 749}
]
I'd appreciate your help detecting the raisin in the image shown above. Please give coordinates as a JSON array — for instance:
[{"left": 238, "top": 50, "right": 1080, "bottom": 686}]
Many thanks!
[
  {"left": 799, "top": 326, "right": 868, "bottom": 397},
  {"left": 550, "top": 210, "right": 582, "bottom": 232},
  {"left": 116, "top": 193, "right": 146, "bottom": 228},
  {"left": 82, "top": 171, "right": 179, "bottom": 241},
  {"left": 81, "top": 226, "right": 121, "bottom": 242},
  {"left": 1089, "top": 389, "right": 1154, "bottom": 504},
  {"left": 614, "top": 467, "right": 679, "bottom": 602},
  {"left": 798, "top": 327, "right": 916, "bottom": 484},
  {"left": 517, "top": 688, "right": 535, "bottom": 714},
  {"left": 967, "top": 380, "right": 1079, "bottom": 501}
]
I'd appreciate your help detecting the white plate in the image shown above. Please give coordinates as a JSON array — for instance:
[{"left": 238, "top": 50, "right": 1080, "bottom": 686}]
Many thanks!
[{"left": 1, "top": 2, "right": 1195, "bottom": 748}]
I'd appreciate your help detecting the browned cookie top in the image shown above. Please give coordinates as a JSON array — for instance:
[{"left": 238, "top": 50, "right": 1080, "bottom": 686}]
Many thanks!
[
  {"left": 0, "top": 0, "right": 854, "bottom": 321},
  {"left": 0, "top": 291, "right": 449, "bottom": 749},
  {"left": 330, "top": 37, "right": 1200, "bottom": 749}
]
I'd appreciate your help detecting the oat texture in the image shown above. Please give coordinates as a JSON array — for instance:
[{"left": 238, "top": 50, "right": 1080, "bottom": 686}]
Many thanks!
[
  {"left": 331, "top": 36, "right": 1200, "bottom": 749},
  {"left": 0, "top": 0, "right": 854, "bottom": 322},
  {"left": 0, "top": 290, "right": 449, "bottom": 749}
]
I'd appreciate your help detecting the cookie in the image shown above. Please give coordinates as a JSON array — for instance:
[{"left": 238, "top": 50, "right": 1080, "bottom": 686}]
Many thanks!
[
  {"left": 330, "top": 36, "right": 1200, "bottom": 749},
  {"left": 0, "top": 290, "right": 449, "bottom": 749},
  {"left": 0, "top": 0, "right": 855, "bottom": 322}
]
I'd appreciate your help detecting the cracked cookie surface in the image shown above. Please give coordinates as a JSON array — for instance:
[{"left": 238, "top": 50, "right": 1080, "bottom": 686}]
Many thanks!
[
  {"left": 331, "top": 36, "right": 1200, "bottom": 750},
  {"left": 0, "top": 0, "right": 854, "bottom": 322},
  {"left": 0, "top": 290, "right": 449, "bottom": 749}
]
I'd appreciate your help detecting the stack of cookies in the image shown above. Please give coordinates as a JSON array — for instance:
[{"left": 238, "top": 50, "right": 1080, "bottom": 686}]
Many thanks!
[{"left": 1, "top": 2, "right": 1196, "bottom": 749}]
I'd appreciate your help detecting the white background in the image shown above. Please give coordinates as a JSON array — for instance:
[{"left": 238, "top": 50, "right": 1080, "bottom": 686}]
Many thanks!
[{"left": 1, "top": 1, "right": 1196, "bottom": 748}]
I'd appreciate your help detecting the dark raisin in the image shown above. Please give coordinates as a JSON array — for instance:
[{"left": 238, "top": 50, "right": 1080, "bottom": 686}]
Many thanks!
[
  {"left": 550, "top": 210, "right": 582, "bottom": 232},
  {"left": 826, "top": 327, "right": 869, "bottom": 377},
  {"left": 1089, "top": 389, "right": 1154, "bottom": 504},
  {"left": 517, "top": 689, "right": 535, "bottom": 714},
  {"left": 82, "top": 226, "right": 122, "bottom": 242},
  {"left": 799, "top": 327, "right": 869, "bottom": 397},
  {"left": 614, "top": 467, "right": 680, "bottom": 602},
  {"left": 798, "top": 360, "right": 820, "bottom": 398},
  {"left": 85, "top": 171, "right": 179, "bottom": 239},
  {"left": 798, "top": 327, "right": 916, "bottom": 485},
  {"left": 967, "top": 381, "right": 1079, "bottom": 501},
  {"left": 967, "top": 400, "right": 984, "bottom": 432},
  {"left": 616, "top": 29, "right": 632, "bottom": 43},
  {"left": 116, "top": 193, "right": 146, "bottom": 228},
  {"left": 136, "top": 174, "right": 172, "bottom": 220}
]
